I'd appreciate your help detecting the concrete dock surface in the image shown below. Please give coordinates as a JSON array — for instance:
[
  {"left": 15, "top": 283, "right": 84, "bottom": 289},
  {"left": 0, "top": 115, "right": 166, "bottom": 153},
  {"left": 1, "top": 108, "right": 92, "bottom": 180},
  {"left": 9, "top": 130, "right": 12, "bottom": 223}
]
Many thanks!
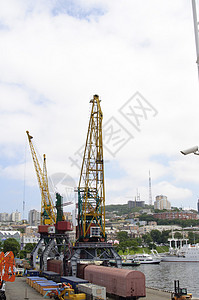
[
  {"left": 5, "top": 277, "right": 199, "bottom": 300},
  {"left": 6, "top": 277, "right": 44, "bottom": 300}
]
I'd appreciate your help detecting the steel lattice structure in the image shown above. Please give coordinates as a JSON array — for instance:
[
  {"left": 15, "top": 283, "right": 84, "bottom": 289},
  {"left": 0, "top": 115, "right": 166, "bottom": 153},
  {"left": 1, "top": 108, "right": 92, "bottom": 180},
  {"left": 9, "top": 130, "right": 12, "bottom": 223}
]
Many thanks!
[{"left": 77, "top": 95, "right": 106, "bottom": 242}]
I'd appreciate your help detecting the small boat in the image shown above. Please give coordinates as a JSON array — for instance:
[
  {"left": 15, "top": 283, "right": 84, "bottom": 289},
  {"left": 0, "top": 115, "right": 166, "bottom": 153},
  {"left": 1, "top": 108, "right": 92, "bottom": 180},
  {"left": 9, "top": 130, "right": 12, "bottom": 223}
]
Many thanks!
[
  {"left": 122, "top": 258, "right": 140, "bottom": 266},
  {"left": 133, "top": 252, "right": 161, "bottom": 264},
  {"left": 109, "top": 258, "right": 140, "bottom": 266}
]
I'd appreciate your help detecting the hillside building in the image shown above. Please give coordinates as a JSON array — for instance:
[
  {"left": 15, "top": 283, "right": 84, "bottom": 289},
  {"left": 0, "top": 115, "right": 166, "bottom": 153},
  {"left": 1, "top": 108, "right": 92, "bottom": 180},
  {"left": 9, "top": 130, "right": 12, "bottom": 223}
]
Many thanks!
[
  {"left": 154, "top": 195, "right": 171, "bottom": 210},
  {"left": 154, "top": 211, "right": 198, "bottom": 220},
  {"left": 128, "top": 200, "right": 145, "bottom": 208}
]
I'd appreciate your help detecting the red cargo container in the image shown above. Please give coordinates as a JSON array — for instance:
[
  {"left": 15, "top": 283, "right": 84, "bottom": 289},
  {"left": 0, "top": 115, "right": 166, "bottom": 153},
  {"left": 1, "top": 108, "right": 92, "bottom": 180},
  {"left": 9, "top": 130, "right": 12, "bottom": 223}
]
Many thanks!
[
  {"left": 56, "top": 221, "right": 72, "bottom": 231},
  {"left": 77, "top": 264, "right": 88, "bottom": 279},
  {"left": 47, "top": 259, "right": 63, "bottom": 275},
  {"left": 38, "top": 225, "right": 49, "bottom": 234},
  {"left": 84, "top": 265, "right": 145, "bottom": 299}
]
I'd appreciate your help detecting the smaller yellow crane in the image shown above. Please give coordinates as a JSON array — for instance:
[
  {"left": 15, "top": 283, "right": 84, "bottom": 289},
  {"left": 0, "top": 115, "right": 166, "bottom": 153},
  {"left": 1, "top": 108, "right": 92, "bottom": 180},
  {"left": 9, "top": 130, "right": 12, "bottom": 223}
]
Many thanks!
[{"left": 26, "top": 131, "right": 56, "bottom": 225}]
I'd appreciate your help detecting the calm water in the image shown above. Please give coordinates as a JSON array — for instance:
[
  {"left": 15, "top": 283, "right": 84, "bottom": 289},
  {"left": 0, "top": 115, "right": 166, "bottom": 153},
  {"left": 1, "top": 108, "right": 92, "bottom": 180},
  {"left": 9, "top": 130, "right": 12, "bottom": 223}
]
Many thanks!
[{"left": 124, "top": 262, "right": 199, "bottom": 298}]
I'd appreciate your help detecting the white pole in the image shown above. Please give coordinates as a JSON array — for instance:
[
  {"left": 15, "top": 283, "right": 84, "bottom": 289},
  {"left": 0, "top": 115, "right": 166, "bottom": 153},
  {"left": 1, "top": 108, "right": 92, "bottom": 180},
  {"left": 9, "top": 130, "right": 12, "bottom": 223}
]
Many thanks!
[{"left": 192, "top": 0, "right": 199, "bottom": 80}]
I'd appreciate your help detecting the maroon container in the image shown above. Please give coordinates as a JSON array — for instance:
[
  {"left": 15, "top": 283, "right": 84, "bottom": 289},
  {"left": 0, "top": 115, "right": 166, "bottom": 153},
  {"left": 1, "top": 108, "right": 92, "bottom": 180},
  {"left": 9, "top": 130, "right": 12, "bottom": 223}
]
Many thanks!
[
  {"left": 47, "top": 259, "right": 63, "bottom": 275},
  {"left": 56, "top": 221, "right": 72, "bottom": 231},
  {"left": 38, "top": 225, "right": 49, "bottom": 233},
  {"left": 84, "top": 265, "right": 146, "bottom": 298},
  {"left": 77, "top": 264, "right": 88, "bottom": 279}
]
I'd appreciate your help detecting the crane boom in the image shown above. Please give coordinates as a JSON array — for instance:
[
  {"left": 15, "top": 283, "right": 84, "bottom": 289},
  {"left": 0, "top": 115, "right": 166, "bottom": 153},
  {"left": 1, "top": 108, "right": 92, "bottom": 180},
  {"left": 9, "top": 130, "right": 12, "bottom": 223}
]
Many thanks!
[
  {"left": 26, "top": 131, "right": 56, "bottom": 225},
  {"left": 77, "top": 94, "right": 106, "bottom": 242}
]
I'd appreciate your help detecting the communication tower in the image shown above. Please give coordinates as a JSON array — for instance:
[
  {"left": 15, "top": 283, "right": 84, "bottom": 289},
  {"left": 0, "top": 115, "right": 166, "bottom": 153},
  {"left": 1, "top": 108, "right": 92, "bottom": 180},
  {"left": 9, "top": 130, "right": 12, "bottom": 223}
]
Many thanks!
[{"left": 149, "top": 170, "right": 152, "bottom": 206}]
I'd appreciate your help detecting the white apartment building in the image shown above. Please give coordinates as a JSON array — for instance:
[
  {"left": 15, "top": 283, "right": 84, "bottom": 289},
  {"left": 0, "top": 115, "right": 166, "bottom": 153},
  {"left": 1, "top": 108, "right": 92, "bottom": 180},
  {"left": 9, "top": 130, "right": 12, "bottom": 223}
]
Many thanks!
[
  {"left": 139, "top": 225, "right": 182, "bottom": 235},
  {"left": 28, "top": 209, "right": 40, "bottom": 226},
  {"left": 154, "top": 195, "right": 171, "bottom": 210},
  {"left": 21, "top": 234, "right": 40, "bottom": 247},
  {"left": 10, "top": 210, "right": 21, "bottom": 222},
  {"left": 0, "top": 213, "right": 10, "bottom": 222}
]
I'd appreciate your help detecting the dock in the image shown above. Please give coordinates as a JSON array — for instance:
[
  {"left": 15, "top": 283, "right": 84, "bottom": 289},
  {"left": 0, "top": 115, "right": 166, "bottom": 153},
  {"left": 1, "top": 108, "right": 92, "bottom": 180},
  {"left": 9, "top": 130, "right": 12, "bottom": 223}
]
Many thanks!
[{"left": 4, "top": 277, "right": 185, "bottom": 300}]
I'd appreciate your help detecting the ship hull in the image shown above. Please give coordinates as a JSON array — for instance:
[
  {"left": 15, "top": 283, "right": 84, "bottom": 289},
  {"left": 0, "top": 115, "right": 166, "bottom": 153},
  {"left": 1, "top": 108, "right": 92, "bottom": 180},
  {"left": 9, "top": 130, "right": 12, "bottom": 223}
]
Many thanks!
[{"left": 162, "top": 256, "right": 199, "bottom": 262}]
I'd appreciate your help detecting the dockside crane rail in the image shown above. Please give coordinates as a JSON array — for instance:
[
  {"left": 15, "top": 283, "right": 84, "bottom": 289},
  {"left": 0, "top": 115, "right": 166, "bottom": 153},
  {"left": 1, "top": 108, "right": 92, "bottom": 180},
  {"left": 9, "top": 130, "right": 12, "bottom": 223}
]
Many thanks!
[
  {"left": 26, "top": 131, "right": 56, "bottom": 225},
  {"left": 77, "top": 94, "right": 106, "bottom": 242}
]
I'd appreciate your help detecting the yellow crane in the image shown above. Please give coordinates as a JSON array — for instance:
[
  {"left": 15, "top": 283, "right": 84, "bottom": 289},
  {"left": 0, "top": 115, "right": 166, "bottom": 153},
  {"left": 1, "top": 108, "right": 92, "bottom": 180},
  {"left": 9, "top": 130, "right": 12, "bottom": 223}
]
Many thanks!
[
  {"left": 77, "top": 94, "right": 106, "bottom": 242},
  {"left": 26, "top": 131, "right": 56, "bottom": 225}
]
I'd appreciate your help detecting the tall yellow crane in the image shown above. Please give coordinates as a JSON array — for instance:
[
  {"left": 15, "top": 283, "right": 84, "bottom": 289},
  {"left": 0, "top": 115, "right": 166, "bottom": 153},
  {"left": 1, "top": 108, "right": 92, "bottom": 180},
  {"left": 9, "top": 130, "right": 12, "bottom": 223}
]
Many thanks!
[
  {"left": 77, "top": 94, "right": 106, "bottom": 242},
  {"left": 71, "top": 95, "right": 122, "bottom": 276},
  {"left": 26, "top": 131, "right": 56, "bottom": 225}
]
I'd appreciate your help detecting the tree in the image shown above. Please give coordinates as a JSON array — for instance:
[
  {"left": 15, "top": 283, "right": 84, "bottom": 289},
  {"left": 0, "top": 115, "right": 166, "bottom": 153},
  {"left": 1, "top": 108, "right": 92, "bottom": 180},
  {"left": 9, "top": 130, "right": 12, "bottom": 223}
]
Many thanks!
[
  {"left": 116, "top": 231, "right": 129, "bottom": 242},
  {"left": 174, "top": 232, "right": 183, "bottom": 239},
  {"left": 161, "top": 230, "right": 170, "bottom": 244},
  {"left": 24, "top": 243, "right": 36, "bottom": 253},
  {"left": 3, "top": 238, "right": 20, "bottom": 257},
  {"left": 0, "top": 241, "right": 3, "bottom": 251},
  {"left": 150, "top": 230, "right": 162, "bottom": 244},
  {"left": 142, "top": 233, "right": 153, "bottom": 245},
  {"left": 19, "top": 250, "right": 27, "bottom": 259}
]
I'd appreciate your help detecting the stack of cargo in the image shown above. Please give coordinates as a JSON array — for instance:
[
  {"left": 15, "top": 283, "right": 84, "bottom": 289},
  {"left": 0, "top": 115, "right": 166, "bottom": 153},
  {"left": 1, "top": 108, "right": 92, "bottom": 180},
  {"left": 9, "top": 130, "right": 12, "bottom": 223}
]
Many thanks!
[
  {"left": 42, "top": 270, "right": 61, "bottom": 282},
  {"left": 26, "top": 276, "right": 47, "bottom": 287},
  {"left": 60, "top": 276, "right": 89, "bottom": 293},
  {"left": 26, "top": 269, "right": 39, "bottom": 277},
  {"left": 35, "top": 281, "right": 59, "bottom": 294},
  {"left": 26, "top": 276, "right": 59, "bottom": 295},
  {"left": 78, "top": 283, "right": 106, "bottom": 300}
]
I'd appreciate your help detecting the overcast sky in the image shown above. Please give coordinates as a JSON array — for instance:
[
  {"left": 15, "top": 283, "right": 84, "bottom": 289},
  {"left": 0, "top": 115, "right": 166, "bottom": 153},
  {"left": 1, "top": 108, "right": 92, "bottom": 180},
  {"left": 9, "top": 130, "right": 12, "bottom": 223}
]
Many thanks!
[{"left": 1, "top": 0, "right": 199, "bottom": 218}]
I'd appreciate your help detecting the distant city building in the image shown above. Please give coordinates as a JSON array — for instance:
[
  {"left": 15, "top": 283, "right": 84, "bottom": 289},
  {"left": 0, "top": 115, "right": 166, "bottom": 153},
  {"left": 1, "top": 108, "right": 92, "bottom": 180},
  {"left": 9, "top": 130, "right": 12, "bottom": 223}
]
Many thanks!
[
  {"left": 21, "top": 234, "right": 40, "bottom": 247},
  {"left": 10, "top": 210, "right": 21, "bottom": 222},
  {"left": 25, "top": 226, "right": 38, "bottom": 234},
  {"left": 154, "top": 195, "right": 171, "bottom": 210},
  {"left": 63, "top": 212, "right": 72, "bottom": 222},
  {"left": 139, "top": 225, "right": 182, "bottom": 235},
  {"left": 128, "top": 200, "right": 145, "bottom": 208},
  {"left": 153, "top": 211, "right": 198, "bottom": 220},
  {"left": 0, "top": 213, "right": 10, "bottom": 222},
  {"left": 28, "top": 209, "right": 40, "bottom": 226},
  {"left": 0, "top": 231, "right": 20, "bottom": 243}
]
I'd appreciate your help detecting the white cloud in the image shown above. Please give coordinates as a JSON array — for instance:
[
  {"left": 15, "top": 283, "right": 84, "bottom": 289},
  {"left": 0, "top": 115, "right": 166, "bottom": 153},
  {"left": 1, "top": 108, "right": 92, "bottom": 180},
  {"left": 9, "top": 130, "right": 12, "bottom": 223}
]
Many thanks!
[{"left": 0, "top": 0, "right": 199, "bottom": 213}]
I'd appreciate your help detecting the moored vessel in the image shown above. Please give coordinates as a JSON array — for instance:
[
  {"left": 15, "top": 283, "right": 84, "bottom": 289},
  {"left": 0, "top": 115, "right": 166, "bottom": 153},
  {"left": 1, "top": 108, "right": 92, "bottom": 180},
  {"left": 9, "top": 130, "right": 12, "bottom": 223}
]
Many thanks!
[
  {"left": 161, "top": 243, "right": 199, "bottom": 262},
  {"left": 131, "top": 252, "right": 161, "bottom": 264}
]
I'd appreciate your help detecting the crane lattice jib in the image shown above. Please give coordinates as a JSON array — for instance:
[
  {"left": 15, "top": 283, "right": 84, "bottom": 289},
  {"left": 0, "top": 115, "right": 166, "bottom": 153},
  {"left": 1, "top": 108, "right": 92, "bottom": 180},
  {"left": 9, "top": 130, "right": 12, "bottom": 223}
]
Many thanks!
[
  {"left": 78, "top": 95, "right": 106, "bottom": 241},
  {"left": 26, "top": 131, "right": 56, "bottom": 225}
]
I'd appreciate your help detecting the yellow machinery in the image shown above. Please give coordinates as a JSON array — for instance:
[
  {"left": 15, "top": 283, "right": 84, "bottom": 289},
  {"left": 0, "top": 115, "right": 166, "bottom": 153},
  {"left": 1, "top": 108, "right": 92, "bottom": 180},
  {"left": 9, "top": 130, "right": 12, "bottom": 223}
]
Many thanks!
[
  {"left": 45, "top": 286, "right": 86, "bottom": 300},
  {"left": 26, "top": 131, "right": 56, "bottom": 225},
  {"left": 77, "top": 94, "right": 106, "bottom": 242},
  {"left": 171, "top": 281, "right": 192, "bottom": 300},
  {"left": 15, "top": 268, "right": 24, "bottom": 277}
]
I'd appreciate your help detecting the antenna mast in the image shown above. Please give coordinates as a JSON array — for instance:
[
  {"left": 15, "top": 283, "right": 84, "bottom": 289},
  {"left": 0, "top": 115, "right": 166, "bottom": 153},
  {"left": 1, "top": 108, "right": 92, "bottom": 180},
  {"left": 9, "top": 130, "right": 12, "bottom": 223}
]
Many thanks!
[
  {"left": 192, "top": 0, "right": 199, "bottom": 80},
  {"left": 149, "top": 170, "right": 152, "bottom": 206}
]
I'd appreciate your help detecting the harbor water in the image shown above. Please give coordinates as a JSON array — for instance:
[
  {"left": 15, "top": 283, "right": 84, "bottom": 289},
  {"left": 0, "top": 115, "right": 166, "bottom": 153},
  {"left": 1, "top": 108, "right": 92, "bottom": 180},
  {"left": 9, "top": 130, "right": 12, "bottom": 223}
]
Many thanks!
[{"left": 124, "top": 262, "right": 199, "bottom": 298}]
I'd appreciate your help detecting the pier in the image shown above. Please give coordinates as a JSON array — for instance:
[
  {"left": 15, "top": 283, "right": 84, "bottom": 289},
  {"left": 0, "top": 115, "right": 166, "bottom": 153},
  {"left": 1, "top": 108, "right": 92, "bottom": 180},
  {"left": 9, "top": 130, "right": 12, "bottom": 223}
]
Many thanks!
[{"left": 4, "top": 277, "right": 181, "bottom": 300}]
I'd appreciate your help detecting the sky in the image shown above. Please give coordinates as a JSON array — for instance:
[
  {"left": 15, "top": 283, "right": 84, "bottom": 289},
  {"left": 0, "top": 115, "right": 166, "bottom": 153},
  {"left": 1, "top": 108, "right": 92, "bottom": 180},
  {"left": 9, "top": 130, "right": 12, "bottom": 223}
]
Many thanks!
[{"left": 1, "top": 0, "right": 199, "bottom": 218}]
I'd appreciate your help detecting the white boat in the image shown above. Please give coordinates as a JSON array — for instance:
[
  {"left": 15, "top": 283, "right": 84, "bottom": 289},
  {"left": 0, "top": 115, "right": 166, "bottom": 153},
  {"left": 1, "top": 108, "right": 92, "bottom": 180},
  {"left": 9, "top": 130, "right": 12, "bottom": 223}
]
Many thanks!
[
  {"left": 161, "top": 243, "right": 199, "bottom": 262},
  {"left": 132, "top": 251, "right": 161, "bottom": 264}
]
